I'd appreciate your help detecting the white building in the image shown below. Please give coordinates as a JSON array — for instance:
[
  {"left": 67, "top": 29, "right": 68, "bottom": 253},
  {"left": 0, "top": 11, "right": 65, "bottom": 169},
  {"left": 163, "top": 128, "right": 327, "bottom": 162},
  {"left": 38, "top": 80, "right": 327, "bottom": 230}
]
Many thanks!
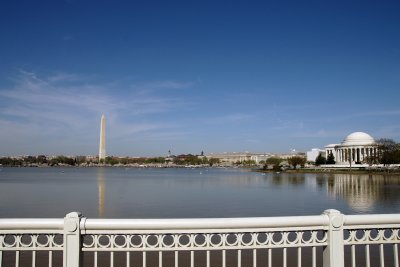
[
  {"left": 206, "top": 152, "right": 273, "bottom": 165},
  {"left": 325, "top": 132, "right": 378, "bottom": 165},
  {"left": 306, "top": 148, "right": 325, "bottom": 162}
]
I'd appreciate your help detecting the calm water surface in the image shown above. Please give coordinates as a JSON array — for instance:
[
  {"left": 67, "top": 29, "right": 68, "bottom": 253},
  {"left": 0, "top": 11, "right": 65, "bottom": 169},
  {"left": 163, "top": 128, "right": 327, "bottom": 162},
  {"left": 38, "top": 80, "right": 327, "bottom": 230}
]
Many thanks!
[{"left": 0, "top": 167, "right": 399, "bottom": 218}]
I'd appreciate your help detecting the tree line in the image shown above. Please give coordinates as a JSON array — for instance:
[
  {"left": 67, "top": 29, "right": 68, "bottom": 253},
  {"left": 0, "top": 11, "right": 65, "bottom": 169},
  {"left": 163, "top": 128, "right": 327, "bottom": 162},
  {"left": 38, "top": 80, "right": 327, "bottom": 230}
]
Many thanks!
[
  {"left": 0, "top": 155, "right": 221, "bottom": 167},
  {"left": 262, "top": 156, "right": 307, "bottom": 171}
]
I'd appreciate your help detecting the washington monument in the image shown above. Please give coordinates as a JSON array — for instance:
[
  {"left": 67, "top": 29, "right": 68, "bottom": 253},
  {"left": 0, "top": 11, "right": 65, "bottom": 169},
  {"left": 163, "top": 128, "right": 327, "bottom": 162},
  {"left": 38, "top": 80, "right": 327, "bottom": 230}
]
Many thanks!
[{"left": 99, "top": 114, "right": 106, "bottom": 160}]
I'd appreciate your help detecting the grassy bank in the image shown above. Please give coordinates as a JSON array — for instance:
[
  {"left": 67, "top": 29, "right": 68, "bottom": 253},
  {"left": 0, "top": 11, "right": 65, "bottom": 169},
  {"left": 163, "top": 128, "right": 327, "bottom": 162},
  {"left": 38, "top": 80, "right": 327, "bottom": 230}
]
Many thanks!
[{"left": 256, "top": 168, "right": 400, "bottom": 175}]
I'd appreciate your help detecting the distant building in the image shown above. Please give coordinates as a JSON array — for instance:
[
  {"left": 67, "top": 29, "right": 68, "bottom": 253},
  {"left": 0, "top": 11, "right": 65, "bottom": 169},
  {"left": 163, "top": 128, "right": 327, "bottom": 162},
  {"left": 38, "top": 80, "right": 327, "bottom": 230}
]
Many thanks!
[
  {"left": 306, "top": 148, "right": 325, "bottom": 162},
  {"left": 279, "top": 152, "right": 305, "bottom": 159},
  {"left": 207, "top": 152, "right": 274, "bottom": 165},
  {"left": 165, "top": 150, "right": 175, "bottom": 162},
  {"left": 86, "top": 155, "right": 97, "bottom": 161},
  {"left": 306, "top": 132, "right": 379, "bottom": 166},
  {"left": 324, "top": 132, "right": 378, "bottom": 165}
]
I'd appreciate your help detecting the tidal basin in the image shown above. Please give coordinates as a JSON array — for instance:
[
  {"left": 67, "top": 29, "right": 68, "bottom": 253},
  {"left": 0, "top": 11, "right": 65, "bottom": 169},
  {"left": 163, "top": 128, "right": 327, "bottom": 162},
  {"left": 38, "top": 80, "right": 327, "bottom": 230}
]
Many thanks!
[
  {"left": 1, "top": 167, "right": 400, "bottom": 267},
  {"left": 1, "top": 167, "right": 399, "bottom": 218}
]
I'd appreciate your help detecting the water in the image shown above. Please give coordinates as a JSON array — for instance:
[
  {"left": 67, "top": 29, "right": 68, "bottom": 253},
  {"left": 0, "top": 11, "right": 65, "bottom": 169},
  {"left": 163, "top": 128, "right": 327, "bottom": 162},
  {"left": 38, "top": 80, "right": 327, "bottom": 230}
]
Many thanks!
[{"left": 0, "top": 167, "right": 399, "bottom": 218}]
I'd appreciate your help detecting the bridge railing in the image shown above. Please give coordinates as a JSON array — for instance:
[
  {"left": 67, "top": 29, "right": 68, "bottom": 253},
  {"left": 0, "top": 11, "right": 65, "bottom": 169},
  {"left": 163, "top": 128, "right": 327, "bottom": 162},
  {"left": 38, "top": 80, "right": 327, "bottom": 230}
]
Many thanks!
[{"left": 0, "top": 210, "right": 399, "bottom": 267}]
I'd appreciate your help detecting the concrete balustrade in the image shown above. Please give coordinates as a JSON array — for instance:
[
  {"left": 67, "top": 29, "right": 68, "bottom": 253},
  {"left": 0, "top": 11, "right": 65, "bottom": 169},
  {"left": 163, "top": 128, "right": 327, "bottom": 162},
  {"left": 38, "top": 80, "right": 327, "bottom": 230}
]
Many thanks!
[{"left": 0, "top": 210, "right": 399, "bottom": 267}]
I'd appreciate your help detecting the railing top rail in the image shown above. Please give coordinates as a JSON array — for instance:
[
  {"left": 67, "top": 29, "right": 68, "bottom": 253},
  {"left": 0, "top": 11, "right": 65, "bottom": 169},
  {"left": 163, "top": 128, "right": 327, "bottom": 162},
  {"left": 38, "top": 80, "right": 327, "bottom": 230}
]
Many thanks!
[
  {"left": 82, "top": 215, "right": 329, "bottom": 231},
  {"left": 344, "top": 214, "right": 400, "bottom": 226},
  {"left": 1, "top": 212, "right": 399, "bottom": 232},
  {"left": 0, "top": 218, "right": 64, "bottom": 230}
]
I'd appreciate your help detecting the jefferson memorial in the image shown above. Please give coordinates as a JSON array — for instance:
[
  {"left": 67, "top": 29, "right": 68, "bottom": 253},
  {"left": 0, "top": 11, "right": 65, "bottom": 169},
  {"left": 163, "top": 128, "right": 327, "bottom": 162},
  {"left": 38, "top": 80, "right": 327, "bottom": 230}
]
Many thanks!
[{"left": 325, "top": 132, "right": 378, "bottom": 164}]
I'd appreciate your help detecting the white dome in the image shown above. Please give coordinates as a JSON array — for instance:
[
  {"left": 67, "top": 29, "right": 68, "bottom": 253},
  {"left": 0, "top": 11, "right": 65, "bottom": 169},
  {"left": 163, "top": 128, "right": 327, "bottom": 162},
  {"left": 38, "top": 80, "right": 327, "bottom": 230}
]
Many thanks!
[{"left": 341, "top": 132, "right": 376, "bottom": 146}]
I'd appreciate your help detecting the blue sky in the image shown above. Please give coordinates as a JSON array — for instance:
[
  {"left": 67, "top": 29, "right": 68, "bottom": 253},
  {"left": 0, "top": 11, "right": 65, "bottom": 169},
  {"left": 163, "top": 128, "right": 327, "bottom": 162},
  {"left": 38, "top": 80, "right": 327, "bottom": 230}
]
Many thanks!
[{"left": 0, "top": 0, "right": 399, "bottom": 156}]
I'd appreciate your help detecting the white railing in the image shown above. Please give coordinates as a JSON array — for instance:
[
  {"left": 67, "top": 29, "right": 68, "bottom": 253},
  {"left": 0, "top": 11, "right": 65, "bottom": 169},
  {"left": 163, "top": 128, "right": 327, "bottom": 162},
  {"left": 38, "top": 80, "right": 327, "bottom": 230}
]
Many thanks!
[{"left": 0, "top": 210, "right": 399, "bottom": 267}]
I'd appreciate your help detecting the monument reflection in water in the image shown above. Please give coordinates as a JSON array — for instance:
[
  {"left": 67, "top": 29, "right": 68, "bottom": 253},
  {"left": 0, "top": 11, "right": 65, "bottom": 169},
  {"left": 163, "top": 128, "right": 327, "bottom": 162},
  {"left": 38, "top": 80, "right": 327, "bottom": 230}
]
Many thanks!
[
  {"left": 97, "top": 168, "right": 106, "bottom": 217},
  {"left": 324, "top": 173, "right": 400, "bottom": 213},
  {"left": 268, "top": 172, "right": 400, "bottom": 214}
]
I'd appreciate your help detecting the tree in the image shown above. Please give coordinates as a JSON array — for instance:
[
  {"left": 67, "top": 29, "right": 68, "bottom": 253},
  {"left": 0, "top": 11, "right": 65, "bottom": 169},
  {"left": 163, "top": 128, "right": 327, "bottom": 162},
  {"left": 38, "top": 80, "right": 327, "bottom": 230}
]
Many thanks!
[
  {"left": 208, "top": 158, "right": 220, "bottom": 166},
  {"left": 49, "top": 156, "right": 75, "bottom": 166},
  {"left": 315, "top": 154, "right": 326, "bottom": 166},
  {"left": 75, "top": 156, "right": 86, "bottom": 165},
  {"left": 377, "top": 138, "right": 400, "bottom": 165},
  {"left": 265, "top": 157, "right": 282, "bottom": 165},
  {"left": 264, "top": 157, "right": 283, "bottom": 171},
  {"left": 288, "top": 156, "right": 306, "bottom": 169},
  {"left": 0, "top": 157, "right": 23, "bottom": 166},
  {"left": 105, "top": 156, "right": 119, "bottom": 165},
  {"left": 173, "top": 154, "right": 206, "bottom": 165},
  {"left": 144, "top": 157, "right": 166, "bottom": 164},
  {"left": 363, "top": 155, "right": 378, "bottom": 166},
  {"left": 240, "top": 160, "right": 256, "bottom": 166},
  {"left": 37, "top": 155, "right": 47, "bottom": 164},
  {"left": 326, "top": 153, "right": 336, "bottom": 164}
]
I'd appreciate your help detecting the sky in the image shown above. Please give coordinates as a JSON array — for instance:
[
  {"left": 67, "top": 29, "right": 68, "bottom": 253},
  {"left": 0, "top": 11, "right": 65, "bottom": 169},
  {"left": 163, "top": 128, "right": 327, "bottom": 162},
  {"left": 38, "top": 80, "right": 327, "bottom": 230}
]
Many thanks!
[{"left": 0, "top": 0, "right": 399, "bottom": 157}]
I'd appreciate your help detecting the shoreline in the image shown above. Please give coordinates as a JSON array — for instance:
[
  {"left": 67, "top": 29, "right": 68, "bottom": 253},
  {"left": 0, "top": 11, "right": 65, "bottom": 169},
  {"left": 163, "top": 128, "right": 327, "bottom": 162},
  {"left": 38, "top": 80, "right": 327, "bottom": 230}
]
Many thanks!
[
  {"left": 2, "top": 164, "right": 400, "bottom": 175},
  {"left": 0, "top": 164, "right": 223, "bottom": 169},
  {"left": 256, "top": 168, "right": 400, "bottom": 175}
]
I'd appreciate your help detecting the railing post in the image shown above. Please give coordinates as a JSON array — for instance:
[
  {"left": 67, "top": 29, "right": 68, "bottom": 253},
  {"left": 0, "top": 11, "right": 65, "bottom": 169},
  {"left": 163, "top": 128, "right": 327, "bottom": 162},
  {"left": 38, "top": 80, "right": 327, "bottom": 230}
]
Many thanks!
[
  {"left": 63, "top": 212, "right": 83, "bottom": 267},
  {"left": 323, "top": 209, "right": 344, "bottom": 267}
]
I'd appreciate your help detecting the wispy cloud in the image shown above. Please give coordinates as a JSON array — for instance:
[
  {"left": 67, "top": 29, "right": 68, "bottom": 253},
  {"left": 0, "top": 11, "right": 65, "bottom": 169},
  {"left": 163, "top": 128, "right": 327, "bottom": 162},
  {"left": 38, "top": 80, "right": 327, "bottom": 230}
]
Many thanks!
[
  {"left": 130, "top": 80, "right": 195, "bottom": 92},
  {"left": 205, "top": 113, "right": 255, "bottom": 124},
  {"left": 47, "top": 72, "right": 82, "bottom": 82},
  {"left": 373, "top": 125, "right": 400, "bottom": 139},
  {"left": 291, "top": 129, "right": 347, "bottom": 139},
  {"left": 270, "top": 119, "right": 305, "bottom": 131},
  {"left": 306, "top": 109, "right": 400, "bottom": 124},
  {"left": 0, "top": 71, "right": 193, "bottom": 155},
  {"left": 143, "top": 80, "right": 194, "bottom": 90},
  {"left": 1, "top": 72, "right": 115, "bottom": 124}
]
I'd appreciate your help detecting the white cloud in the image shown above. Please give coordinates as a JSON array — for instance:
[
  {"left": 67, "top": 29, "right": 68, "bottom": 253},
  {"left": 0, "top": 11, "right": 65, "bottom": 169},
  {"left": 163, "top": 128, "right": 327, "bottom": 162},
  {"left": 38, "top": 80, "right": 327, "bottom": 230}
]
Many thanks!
[
  {"left": 205, "top": 113, "right": 255, "bottom": 124},
  {"left": 0, "top": 71, "right": 192, "bottom": 155},
  {"left": 131, "top": 80, "right": 195, "bottom": 91},
  {"left": 47, "top": 72, "right": 81, "bottom": 82}
]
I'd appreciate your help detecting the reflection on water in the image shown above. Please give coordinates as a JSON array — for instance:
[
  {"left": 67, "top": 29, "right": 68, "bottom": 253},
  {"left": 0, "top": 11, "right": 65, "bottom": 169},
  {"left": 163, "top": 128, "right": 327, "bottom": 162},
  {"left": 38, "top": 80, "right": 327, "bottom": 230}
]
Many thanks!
[
  {"left": 0, "top": 168, "right": 399, "bottom": 218},
  {"left": 270, "top": 173, "right": 306, "bottom": 185},
  {"left": 324, "top": 174, "right": 400, "bottom": 213},
  {"left": 97, "top": 168, "right": 105, "bottom": 217},
  {"left": 260, "top": 172, "right": 400, "bottom": 213}
]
